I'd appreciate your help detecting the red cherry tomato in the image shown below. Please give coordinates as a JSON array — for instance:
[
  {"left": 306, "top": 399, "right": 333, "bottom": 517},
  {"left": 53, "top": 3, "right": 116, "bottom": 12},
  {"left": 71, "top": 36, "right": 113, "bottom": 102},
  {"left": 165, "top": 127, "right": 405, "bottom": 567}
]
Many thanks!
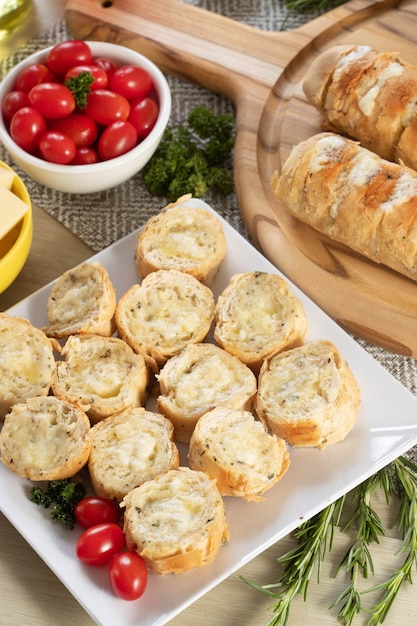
[
  {"left": 109, "top": 551, "right": 148, "bottom": 601},
  {"left": 110, "top": 65, "right": 153, "bottom": 101},
  {"left": 128, "top": 97, "right": 159, "bottom": 140},
  {"left": 72, "top": 146, "right": 99, "bottom": 165},
  {"left": 98, "top": 120, "right": 137, "bottom": 160},
  {"left": 65, "top": 64, "right": 108, "bottom": 90},
  {"left": 93, "top": 57, "right": 118, "bottom": 82},
  {"left": 85, "top": 89, "right": 130, "bottom": 125},
  {"left": 38, "top": 130, "right": 77, "bottom": 164},
  {"left": 15, "top": 63, "right": 54, "bottom": 93},
  {"left": 10, "top": 106, "right": 47, "bottom": 153},
  {"left": 74, "top": 496, "right": 120, "bottom": 528},
  {"left": 76, "top": 523, "right": 125, "bottom": 566},
  {"left": 2, "top": 90, "right": 30, "bottom": 123},
  {"left": 28, "top": 82, "right": 75, "bottom": 119},
  {"left": 46, "top": 40, "right": 93, "bottom": 76},
  {"left": 50, "top": 113, "right": 98, "bottom": 147}
]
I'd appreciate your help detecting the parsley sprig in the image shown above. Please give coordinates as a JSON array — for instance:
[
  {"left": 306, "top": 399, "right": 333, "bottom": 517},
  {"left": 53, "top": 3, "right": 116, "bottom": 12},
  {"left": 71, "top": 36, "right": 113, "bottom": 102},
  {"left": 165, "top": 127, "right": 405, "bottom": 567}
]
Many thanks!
[
  {"left": 242, "top": 456, "right": 417, "bottom": 626},
  {"left": 142, "top": 105, "right": 235, "bottom": 200}
]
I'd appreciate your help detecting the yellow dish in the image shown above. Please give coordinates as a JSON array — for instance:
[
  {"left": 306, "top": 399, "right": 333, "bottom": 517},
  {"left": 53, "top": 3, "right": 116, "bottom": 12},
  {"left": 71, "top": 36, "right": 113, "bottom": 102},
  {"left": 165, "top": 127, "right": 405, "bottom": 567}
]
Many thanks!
[{"left": 0, "top": 161, "right": 32, "bottom": 294}]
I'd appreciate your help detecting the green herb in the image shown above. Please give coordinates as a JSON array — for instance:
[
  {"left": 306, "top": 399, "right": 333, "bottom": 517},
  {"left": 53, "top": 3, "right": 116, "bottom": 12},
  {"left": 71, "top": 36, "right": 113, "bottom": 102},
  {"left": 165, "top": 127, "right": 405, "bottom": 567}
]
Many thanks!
[
  {"left": 64, "top": 71, "right": 94, "bottom": 109},
  {"left": 30, "top": 478, "right": 86, "bottom": 529},
  {"left": 242, "top": 456, "right": 417, "bottom": 626},
  {"left": 285, "top": 0, "right": 348, "bottom": 12},
  {"left": 142, "top": 104, "right": 235, "bottom": 200}
]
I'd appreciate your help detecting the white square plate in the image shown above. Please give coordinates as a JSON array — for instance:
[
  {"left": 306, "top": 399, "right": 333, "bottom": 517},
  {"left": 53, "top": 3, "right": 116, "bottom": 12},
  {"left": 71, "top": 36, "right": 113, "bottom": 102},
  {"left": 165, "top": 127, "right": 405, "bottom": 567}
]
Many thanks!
[{"left": 2, "top": 199, "right": 417, "bottom": 626}]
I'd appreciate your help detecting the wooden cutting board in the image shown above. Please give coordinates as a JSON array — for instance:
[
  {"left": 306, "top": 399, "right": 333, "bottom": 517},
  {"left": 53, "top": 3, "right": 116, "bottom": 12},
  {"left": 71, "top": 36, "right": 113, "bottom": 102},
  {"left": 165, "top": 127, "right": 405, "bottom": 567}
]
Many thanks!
[{"left": 65, "top": 0, "right": 417, "bottom": 357}]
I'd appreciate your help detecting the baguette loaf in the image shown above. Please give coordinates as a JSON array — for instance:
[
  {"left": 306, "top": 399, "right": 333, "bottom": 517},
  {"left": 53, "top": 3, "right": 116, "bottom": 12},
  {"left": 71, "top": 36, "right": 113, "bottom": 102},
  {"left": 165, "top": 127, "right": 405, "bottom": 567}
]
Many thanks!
[
  {"left": 51, "top": 334, "right": 148, "bottom": 423},
  {"left": 88, "top": 407, "right": 179, "bottom": 501},
  {"left": 0, "top": 395, "right": 91, "bottom": 480},
  {"left": 115, "top": 269, "right": 215, "bottom": 369},
  {"left": 136, "top": 203, "right": 227, "bottom": 286},
  {"left": 0, "top": 313, "right": 56, "bottom": 420},
  {"left": 121, "top": 467, "right": 229, "bottom": 574},
  {"left": 303, "top": 44, "right": 417, "bottom": 169},
  {"left": 188, "top": 407, "right": 290, "bottom": 501},
  {"left": 272, "top": 132, "right": 417, "bottom": 280},
  {"left": 214, "top": 271, "right": 308, "bottom": 372},
  {"left": 156, "top": 342, "right": 257, "bottom": 443},
  {"left": 256, "top": 339, "right": 360, "bottom": 448},
  {"left": 43, "top": 261, "right": 116, "bottom": 338}
]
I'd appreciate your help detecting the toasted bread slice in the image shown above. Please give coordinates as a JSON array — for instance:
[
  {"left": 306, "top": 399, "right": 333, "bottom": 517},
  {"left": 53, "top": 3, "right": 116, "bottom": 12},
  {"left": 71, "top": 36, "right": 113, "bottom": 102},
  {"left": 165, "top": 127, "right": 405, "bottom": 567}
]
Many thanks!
[
  {"left": 88, "top": 407, "right": 179, "bottom": 501},
  {"left": 256, "top": 339, "right": 360, "bottom": 448},
  {"left": 51, "top": 334, "right": 148, "bottom": 423},
  {"left": 115, "top": 269, "right": 215, "bottom": 369},
  {"left": 0, "top": 313, "right": 56, "bottom": 420},
  {"left": 121, "top": 467, "right": 229, "bottom": 574},
  {"left": 188, "top": 407, "right": 290, "bottom": 501},
  {"left": 43, "top": 261, "right": 116, "bottom": 338},
  {"left": 136, "top": 202, "right": 227, "bottom": 286},
  {"left": 214, "top": 271, "right": 308, "bottom": 373},
  {"left": 0, "top": 395, "right": 91, "bottom": 480},
  {"left": 156, "top": 342, "right": 257, "bottom": 443}
]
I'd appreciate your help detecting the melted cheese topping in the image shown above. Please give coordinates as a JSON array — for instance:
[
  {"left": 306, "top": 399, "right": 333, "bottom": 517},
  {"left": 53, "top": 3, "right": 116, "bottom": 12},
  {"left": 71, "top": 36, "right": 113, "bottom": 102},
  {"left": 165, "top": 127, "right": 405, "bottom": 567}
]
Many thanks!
[
  {"left": 332, "top": 45, "right": 372, "bottom": 81},
  {"left": 359, "top": 63, "right": 404, "bottom": 116}
]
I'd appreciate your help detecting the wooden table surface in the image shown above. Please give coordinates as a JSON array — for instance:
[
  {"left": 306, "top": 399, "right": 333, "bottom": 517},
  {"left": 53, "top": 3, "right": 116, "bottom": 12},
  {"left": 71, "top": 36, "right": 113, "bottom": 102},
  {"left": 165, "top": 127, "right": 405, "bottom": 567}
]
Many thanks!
[{"left": 1, "top": 2, "right": 417, "bottom": 625}]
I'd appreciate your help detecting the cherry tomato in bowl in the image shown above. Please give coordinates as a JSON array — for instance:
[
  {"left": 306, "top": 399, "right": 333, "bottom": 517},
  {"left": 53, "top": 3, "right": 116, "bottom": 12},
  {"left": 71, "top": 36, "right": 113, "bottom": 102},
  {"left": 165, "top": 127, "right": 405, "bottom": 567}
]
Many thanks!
[
  {"left": 76, "top": 522, "right": 125, "bottom": 566},
  {"left": 109, "top": 551, "right": 148, "bottom": 601},
  {"left": 46, "top": 39, "right": 93, "bottom": 76},
  {"left": 75, "top": 496, "right": 120, "bottom": 528}
]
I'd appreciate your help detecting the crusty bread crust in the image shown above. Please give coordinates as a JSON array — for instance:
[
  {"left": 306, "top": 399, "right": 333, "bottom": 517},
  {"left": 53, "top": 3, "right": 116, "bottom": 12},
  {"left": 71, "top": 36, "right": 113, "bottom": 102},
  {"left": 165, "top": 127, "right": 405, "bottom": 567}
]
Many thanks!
[
  {"left": 88, "top": 407, "right": 179, "bottom": 501},
  {"left": 121, "top": 467, "right": 229, "bottom": 574},
  {"left": 256, "top": 339, "right": 360, "bottom": 448},
  {"left": 0, "top": 395, "right": 91, "bottom": 480},
  {"left": 43, "top": 261, "right": 116, "bottom": 338},
  {"left": 136, "top": 203, "right": 227, "bottom": 286},
  {"left": 51, "top": 334, "right": 148, "bottom": 423},
  {"left": 0, "top": 313, "right": 56, "bottom": 420},
  {"left": 214, "top": 272, "right": 308, "bottom": 372},
  {"left": 303, "top": 45, "right": 417, "bottom": 168},
  {"left": 188, "top": 407, "right": 290, "bottom": 501},
  {"left": 273, "top": 132, "right": 417, "bottom": 281},
  {"left": 115, "top": 269, "right": 215, "bottom": 369},
  {"left": 156, "top": 342, "right": 257, "bottom": 444}
]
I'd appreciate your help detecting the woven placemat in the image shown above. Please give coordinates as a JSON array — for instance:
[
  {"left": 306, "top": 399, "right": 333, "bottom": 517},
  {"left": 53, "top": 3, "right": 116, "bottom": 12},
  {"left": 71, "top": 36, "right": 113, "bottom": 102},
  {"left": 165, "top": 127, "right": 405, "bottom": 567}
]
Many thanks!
[{"left": 1, "top": 1, "right": 417, "bottom": 463}]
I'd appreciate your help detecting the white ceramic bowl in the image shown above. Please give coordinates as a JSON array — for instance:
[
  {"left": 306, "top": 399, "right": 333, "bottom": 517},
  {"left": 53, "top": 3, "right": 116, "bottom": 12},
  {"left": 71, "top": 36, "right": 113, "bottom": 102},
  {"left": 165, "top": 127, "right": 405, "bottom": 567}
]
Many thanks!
[{"left": 0, "top": 41, "right": 171, "bottom": 194}]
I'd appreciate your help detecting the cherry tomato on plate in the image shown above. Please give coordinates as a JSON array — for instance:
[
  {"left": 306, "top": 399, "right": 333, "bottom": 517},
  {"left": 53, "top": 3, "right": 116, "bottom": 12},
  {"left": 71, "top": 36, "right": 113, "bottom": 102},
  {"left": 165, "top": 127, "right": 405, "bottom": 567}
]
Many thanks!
[
  {"left": 2, "top": 90, "right": 30, "bottom": 123},
  {"left": 15, "top": 63, "right": 53, "bottom": 93},
  {"left": 28, "top": 82, "right": 75, "bottom": 119},
  {"left": 65, "top": 64, "right": 108, "bottom": 90},
  {"left": 50, "top": 113, "right": 98, "bottom": 147},
  {"left": 109, "top": 551, "right": 148, "bottom": 601},
  {"left": 85, "top": 89, "right": 130, "bottom": 126},
  {"left": 76, "top": 522, "right": 125, "bottom": 566},
  {"left": 46, "top": 39, "right": 93, "bottom": 76},
  {"left": 98, "top": 120, "right": 138, "bottom": 160},
  {"left": 110, "top": 65, "right": 153, "bottom": 101},
  {"left": 128, "top": 97, "right": 159, "bottom": 140},
  {"left": 38, "top": 131, "right": 77, "bottom": 164},
  {"left": 74, "top": 496, "right": 120, "bottom": 528},
  {"left": 10, "top": 106, "right": 47, "bottom": 152}
]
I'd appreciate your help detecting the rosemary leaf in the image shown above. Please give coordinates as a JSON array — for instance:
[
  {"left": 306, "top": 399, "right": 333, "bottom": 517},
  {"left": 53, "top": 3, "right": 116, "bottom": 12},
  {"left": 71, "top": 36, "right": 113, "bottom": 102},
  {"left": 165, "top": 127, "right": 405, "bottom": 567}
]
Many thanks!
[{"left": 241, "top": 498, "right": 344, "bottom": 625}]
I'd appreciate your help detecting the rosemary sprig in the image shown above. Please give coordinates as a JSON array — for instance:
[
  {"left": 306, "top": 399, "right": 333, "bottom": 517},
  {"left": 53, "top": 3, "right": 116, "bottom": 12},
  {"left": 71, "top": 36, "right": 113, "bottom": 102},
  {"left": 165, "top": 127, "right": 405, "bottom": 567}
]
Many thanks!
[
  {"left": 362, "top": 457, "right": 417, "bottom": 625},
  {"left": 330, "top": 469, "right": 393, "bottom": 625},
  {"left": 285, "top": 0, "right": 348, "bottom": 13},
  {"left": 241, "top": 498, "right": 345, "bottom": 626},
  {"left": 242, "top": 456, "right": 417, "bottom": 626}
]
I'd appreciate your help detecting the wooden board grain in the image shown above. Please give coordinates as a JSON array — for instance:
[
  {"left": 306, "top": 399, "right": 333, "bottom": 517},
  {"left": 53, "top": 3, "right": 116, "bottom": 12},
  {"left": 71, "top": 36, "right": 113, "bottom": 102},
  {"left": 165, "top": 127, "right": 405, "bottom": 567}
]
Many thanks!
[{"left": 65, "top": 0, "right": 417, "bottom": 357}]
